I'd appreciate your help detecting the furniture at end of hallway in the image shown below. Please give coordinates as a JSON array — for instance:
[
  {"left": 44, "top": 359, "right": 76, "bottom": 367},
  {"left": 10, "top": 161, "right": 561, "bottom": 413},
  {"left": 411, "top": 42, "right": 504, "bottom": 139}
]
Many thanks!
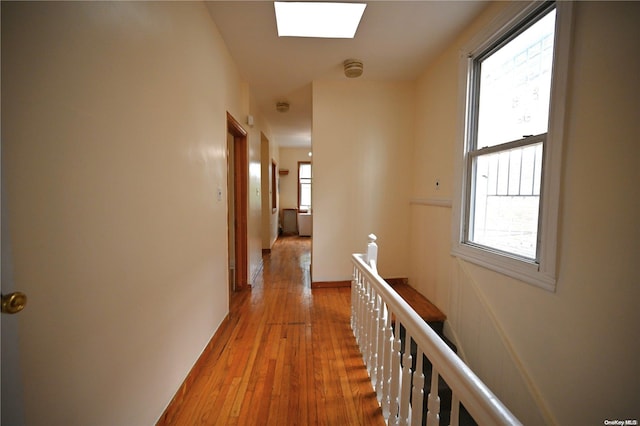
[
  {"left": 297, "top": 212, "right": 312, "bottom": 237},
  {"left": 281, "top": 208, "right": 298, "bottom": 235}
]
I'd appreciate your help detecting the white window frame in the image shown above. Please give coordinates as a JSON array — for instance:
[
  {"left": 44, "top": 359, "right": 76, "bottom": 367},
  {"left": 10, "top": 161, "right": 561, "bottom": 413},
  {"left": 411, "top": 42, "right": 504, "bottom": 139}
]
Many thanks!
[
  {"left": 451, "top": 1, "right": 573, "bottom": 292},
  {"left": 298, "top": 161, "right": 312, "bottom": 212}
]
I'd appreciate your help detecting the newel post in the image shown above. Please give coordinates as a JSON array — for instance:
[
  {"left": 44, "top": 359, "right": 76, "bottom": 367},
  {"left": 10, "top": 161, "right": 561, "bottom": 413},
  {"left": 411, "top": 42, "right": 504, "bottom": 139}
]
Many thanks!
[{"left": 367, "top": 233, "right": 378, "bottom": 272}]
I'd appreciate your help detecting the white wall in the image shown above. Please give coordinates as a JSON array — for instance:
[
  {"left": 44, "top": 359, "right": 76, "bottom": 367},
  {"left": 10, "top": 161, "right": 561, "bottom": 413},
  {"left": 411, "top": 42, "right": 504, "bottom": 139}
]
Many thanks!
[
  {"left": 410, "top": 2, "right": 640, "bottom": 425},
  {"left": 312, "top": 80, "right": 414, "bottom": 282},
  {"left": 1, "top": 2, "right": 264, "bottom": 424}
]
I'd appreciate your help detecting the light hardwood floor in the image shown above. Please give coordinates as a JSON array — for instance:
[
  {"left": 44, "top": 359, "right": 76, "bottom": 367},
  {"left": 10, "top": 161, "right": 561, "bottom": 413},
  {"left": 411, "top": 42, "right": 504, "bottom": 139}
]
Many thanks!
[{"left": 160, "top": 236, "right": 385, "bottom": 425}]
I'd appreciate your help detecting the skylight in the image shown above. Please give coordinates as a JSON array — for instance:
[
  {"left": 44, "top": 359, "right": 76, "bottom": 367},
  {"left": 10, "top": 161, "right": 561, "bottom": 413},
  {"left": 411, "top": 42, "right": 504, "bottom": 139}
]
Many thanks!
[{"left": 274, "top": 2, "right": 367, "bottom": 39}]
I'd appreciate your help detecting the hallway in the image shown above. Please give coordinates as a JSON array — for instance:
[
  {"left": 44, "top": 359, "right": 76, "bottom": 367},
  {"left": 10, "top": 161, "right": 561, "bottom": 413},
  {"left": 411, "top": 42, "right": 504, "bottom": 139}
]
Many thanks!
[{"left": 160, "top": 237, "right": 385, "bottom": 425}]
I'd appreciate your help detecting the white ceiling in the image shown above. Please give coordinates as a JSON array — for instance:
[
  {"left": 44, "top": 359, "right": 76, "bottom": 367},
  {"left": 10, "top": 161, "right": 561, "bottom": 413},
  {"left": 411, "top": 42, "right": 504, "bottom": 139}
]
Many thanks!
[{"left": 206, "top": 1, "right": 488, "bottom": 148}]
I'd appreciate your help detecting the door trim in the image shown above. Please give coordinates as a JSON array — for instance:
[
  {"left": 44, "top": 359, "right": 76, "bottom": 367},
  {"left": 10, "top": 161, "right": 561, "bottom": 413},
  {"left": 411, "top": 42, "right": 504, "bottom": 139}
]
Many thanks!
[{"left": 227, "top": 112, "right": 249, "bottom": 291}]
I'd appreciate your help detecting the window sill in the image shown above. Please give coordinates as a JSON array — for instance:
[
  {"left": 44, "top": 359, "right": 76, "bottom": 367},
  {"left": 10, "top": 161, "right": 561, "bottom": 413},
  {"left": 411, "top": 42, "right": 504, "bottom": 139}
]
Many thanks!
[{"left": 451, "top": 243, "right": 556, "bottom": 292}]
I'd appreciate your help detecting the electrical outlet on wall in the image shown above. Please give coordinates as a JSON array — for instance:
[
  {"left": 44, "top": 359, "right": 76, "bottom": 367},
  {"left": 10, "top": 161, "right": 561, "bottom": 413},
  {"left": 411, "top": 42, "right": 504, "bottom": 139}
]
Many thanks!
[
  {"left": 217, "top": 187, "right": 223, "bottom": 201},
  {"left": 435, "top": 179, "right": 441, "bottom": 190}
]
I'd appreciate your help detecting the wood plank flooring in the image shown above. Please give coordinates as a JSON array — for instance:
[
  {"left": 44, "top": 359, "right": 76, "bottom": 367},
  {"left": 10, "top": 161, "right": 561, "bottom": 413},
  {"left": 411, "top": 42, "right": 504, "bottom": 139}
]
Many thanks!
[{"left": 161, "top": 236, "right": 385, "bottom": 425}]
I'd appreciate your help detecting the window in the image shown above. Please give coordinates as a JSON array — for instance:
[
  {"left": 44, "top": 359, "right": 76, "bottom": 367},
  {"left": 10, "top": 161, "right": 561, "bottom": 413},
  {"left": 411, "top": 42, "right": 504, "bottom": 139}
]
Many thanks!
[
  {"left": 452, "top": 1, "right": 572, "bottom": 291},
  {"left": 298, "top": 162, "right": 312, "bottom": 212}
]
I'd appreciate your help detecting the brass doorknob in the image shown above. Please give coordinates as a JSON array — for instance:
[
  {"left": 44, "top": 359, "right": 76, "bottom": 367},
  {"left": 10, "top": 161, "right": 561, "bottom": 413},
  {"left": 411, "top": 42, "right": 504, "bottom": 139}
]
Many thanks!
[{"left": 1, "top": 292, "right": 27, "bottom": 314}]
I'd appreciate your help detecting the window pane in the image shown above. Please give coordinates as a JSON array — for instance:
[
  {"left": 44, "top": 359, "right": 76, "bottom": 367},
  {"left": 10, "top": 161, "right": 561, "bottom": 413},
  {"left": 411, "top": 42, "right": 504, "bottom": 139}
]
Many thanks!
[
  {"left": 470, "top": 142, "right": 542, "bottom": 259},
  {"left": 476, "top": 9, "right": 556, "bottom": 148},
  {"left": 298, "top": 162, "right": 312, "bottom": 210},
  {"left": 508, "top": 149, "right": 522, "bottom": 196},
  {"left": 300, "top": 183, "right": 311, "bottom": 209},
  {"left": 299, "top": 163, "right": 312, "bottom": 179},
  {"left": 519, "top": 144, "right": 536, "bottom": 195},
  {"left": 496, "top": 151, "right": 509, "bottom": 195}
]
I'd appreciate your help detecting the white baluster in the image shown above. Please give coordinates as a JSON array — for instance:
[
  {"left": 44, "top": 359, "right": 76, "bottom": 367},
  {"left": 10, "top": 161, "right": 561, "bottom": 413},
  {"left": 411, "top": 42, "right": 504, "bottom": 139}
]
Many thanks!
[
  {"left": 369, "top": 292, "right": 381, "bottom": 387},
  {"left": 399, "top": 329, "right": 413, "bottom": 425},
  {"left": 411, "top": 348, "right": 425, "bottom": 426},
  {"left": 381, "top": 305, "right": 393, "bottom": 420},
  {"left": 358, "top": 276, "right": 366, "bottom": 351},
  {"left": 368, "top": 281, "right": 376, "bottom": 371},
  {"left": 351, "top": 269, "right": 357, "bottom": 331},
  {"left": 376, "top": 299, "right": 388, "bottom": 401},
  {"left": 450, "top": 394, "right": 460, "bottom": 426},
  {"left": 366, "top": 280, "right": 373, "bottom": 372},
  {"left": 353, "top": 269, "right": 361, "bottom": 344},
  {"left": 426, "top": 366, "right": 441, "bottom": 426},
  {"left": 361, "top": 279, "right": 370, "bottom": 365},
  {"left": 389, "top": 319, "right": 402, "bottom": 425},
  {"left": 367, "top": 280, "right": 375, "bottom": 370}
]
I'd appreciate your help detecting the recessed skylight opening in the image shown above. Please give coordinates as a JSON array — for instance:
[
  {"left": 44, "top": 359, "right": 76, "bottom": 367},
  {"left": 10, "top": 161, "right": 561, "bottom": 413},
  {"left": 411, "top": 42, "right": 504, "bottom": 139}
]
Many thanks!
[{"left": 274, "top": 2, "right": 367, "bottom": 39}]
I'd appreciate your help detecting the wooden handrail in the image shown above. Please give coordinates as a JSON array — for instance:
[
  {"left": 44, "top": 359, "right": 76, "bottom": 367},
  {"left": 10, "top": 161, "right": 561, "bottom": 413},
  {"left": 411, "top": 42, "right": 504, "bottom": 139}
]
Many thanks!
[{"left": 351, "top": 237, "right": 521, "bottom": 426}]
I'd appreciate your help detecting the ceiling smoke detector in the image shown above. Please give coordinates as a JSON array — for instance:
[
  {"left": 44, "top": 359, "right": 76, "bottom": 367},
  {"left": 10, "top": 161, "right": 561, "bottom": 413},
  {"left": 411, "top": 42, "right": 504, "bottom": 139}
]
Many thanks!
[
  {"left": 344, "top": 59, "right": 364, "bottom": 78},
  {"left": 276, "top": 101, "right": 290, "bottom": 113}
]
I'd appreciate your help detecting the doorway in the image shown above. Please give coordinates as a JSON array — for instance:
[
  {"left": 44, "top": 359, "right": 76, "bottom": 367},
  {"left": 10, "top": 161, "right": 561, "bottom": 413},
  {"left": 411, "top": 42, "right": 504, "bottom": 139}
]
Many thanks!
[{"left": 227, "top": 112, "right": 249, "bottom": 294}]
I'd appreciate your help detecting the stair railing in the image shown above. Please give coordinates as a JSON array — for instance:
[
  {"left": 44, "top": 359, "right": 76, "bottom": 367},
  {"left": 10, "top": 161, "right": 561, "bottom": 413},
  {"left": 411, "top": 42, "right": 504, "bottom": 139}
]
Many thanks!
[{"left": 351, "top": 234, "right": 522, "bottom": 426}]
